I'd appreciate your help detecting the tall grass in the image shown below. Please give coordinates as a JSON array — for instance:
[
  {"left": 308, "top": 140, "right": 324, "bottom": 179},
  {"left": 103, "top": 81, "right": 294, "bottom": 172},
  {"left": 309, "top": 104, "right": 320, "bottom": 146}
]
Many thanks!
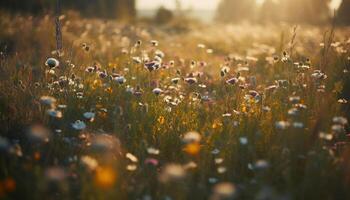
[{"left": 0, "top": 11, "right": 349, "bottom": 199}]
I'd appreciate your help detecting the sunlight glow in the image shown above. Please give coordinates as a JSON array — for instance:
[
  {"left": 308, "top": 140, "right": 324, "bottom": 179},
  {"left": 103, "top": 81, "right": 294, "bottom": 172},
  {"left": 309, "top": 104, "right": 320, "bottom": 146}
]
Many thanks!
[
  {"left": 137, "top": 0, "right": 343, "bottom": 10},
  {"left": 137, "top": 0, "right": 221, "bottom": 10},
  {"left": 256, "top": 0, "right": 265, "bottom": 5},
  {"left": 330, "top": 0, "right": 342, "bottom": 10}
]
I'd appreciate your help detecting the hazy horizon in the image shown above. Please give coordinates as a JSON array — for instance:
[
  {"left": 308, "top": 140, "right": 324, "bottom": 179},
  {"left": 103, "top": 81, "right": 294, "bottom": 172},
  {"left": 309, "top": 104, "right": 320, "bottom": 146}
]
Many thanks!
[
  {"left": 137, "top": 9, "right": 216, "bottom": 22},
  {"left": 136, "top": 0, "right": 221, "bottom": 11},
  {"left": 137, "top": 0, "right": 342, "bottom": 11},
  {"left": 136, "top": 0, "right": 342, "bottom": 22}
]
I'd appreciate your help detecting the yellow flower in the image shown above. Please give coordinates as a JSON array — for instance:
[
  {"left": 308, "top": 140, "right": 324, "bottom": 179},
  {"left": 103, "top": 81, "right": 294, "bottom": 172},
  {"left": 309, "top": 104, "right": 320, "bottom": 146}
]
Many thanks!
[
  {"left": 92, "top": 79, "right": 102, "bottom": 89},
  {"left": 3, "top": 178, "right": 16, "bottom": 192},
  {"left": 98, "top": 111, "right": 108, "bottom": 119},
  {"left": 212, "top": 120, "right": 222, "bottom": 129},
  {"left": 157, "top": 116, "right": 165, "bottom": 125},
  {"left": 34, "top": 151, "right": 41, "bottom": 161},
  {"left": 105, "top": 87, "right": 113, "bottom": 94},
  {"left": 95, "top": 166, "right": 116, "bottom": 189},
  {"left": 108, "top": 62, "right": 116, "bottom": 68},
  {"left": 241, "top": 105, "right": 247, "bottom": 113},
  {"left": 183, "top": 143, "right": 201, "bottom": 156}
]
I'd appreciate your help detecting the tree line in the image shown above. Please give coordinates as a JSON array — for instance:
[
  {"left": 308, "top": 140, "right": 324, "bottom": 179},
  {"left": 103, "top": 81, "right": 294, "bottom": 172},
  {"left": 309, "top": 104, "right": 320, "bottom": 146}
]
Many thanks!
[
  {"left": 0, "top": 0, "right": 349, "bottom": 25},
  {"left": 0, "top": 0, "right": 136, "bottom": 20},
  {"left": 216, "top": 0, "right": 350, "bottom": 25}
]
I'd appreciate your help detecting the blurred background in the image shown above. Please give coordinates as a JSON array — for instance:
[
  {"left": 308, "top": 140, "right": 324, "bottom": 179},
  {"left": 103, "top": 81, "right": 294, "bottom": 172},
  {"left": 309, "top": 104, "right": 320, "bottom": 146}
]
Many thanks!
[{"left": 0, "top": 0, "right": 349, "bottom": 24}]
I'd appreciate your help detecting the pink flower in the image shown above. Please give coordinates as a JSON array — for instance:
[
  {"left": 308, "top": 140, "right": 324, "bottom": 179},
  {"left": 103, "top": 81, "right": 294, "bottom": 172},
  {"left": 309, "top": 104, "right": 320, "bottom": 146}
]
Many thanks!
[{"left": 144, "top": 158, "right": 159, "bottom": 166}]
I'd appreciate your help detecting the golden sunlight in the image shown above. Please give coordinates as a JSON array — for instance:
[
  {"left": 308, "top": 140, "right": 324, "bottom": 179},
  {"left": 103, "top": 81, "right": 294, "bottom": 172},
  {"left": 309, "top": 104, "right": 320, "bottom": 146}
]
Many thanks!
[{"left": 0, "top": 0, "right": 350, "bottom": 199}]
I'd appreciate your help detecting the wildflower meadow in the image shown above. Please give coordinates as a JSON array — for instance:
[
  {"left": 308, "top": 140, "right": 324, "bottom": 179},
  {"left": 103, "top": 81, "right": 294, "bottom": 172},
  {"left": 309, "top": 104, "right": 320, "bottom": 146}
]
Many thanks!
[{"left": 0, "top": 1, "right": 350, "bottom": 199}]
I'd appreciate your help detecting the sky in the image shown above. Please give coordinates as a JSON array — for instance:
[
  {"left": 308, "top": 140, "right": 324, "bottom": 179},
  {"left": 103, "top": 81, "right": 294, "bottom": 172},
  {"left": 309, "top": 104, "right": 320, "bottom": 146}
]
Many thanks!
[
  {"left": 136, "top": 0, "right": 343, "bottom": 10},
  {"left": 330, "top": 0, "right": 342, "bottom": 10}
]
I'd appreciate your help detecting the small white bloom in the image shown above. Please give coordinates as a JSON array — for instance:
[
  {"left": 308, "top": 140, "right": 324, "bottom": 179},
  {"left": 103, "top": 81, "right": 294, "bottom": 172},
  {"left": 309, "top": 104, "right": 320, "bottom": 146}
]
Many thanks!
[{"left": 114, "top": 76, "right": 126, "bottom": 84}]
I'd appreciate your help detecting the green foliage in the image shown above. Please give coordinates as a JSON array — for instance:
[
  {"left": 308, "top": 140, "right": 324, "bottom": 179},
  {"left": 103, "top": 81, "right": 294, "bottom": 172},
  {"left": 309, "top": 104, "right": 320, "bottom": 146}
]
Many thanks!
[
  {"left": 0, "top": 12, "right": 349, "bottom": 200},
  {"left": 0, "top": 0, "right": 136, "bottom": 20}
]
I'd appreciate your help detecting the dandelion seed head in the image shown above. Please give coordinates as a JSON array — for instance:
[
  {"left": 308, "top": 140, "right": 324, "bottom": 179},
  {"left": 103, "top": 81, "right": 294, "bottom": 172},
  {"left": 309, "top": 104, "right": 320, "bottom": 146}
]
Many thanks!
[
  {"left": 207, "top": 49, "right": 214, "bottom": 54},
  {"left": 114, "top": 76, "right": 126, "bottom": 84},
  {"left": 183, "top": 161, "right": 197, "bottom": 170},
  {"left": 197, "top": 44, "right": 206, "bottom": 49},
  {"left": 126, "top": 153, "right": 138, "bottom": 163},
  {"left": 182, "top": 131, "right": 201, "bottom": 143},
  {"left": 275, "top": 121, "right": 290, "bottom": 130},
  {"left": 147, "top": 147, "right": 160, "bottom": 155},
  {"left": 27, "top": 124, "right": 51, "bottom": 143},
  {"left": 215, "top": 158, "right": 224, "bottom": 164},
  {"left": 217, "top": 166, "right": 227, "bottom": 174},
  {"left": 135, "top": 40, "right": 142, "bottom": 47},
  {"left": 338, "top": 98, "right": 348, "bottom": 104},
  {"left": 239, "top": 137, "right": 248, "bottom": 145},
  {"left": 150, "top": 40, "right": 159, "bottom": 46},
  {"left": 222, "top": 113, "right": 232, "bottom": 117},
  {"left": 292, "top": 122, "right": 304, "bottom": 129},
  {"left": 288, "top": 108, "right": 299, "bottom": 116},
  {"left": 89, "top": 134, "right": 121, "bottom": 156},
  {"left": 126, "top": 164, "right": 137, "bottom": 171},
  {"left": 81, "top": 155, "right": 99, "bottom": 170},
  {"left": 159, "top": 164, "right": 186, "bottom": 183},
  {"left": 332, "top": 124, "right": 344, "bottom": 133},
  {"left": 211, "top": 148, "right": 220, "bottom": 155},
  {"left": 311, "top": 70, "right": 327, "bottom": 80},
  {"left": 155, "top": 50, "right": 165, "bottom": 58},
  {"left": 333, "top": 116, "right": 348, "bottom": 125},
  {"left": 208, "top": 177, "right": 218, "bottom": 184},
  {"left": 45, "top": 167, "right": 66, "bottom": 182},
  {"left": 211, "top": 182, "right": 236, "bottom": 200},
  {"left": 262, "top": 106, "right": 271, "bottom": 112},
  {"left": 220, "top": 66, "right": 230, "bottom": 77},
  {"left": 132, "top": 57, "right": 142, "bottom": 64},
  {"left": 254, "top": 160, "right": 269, "bottom": 170},
  {"left": 319, "top": 132, "right": 333, "bottom": 141}
]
